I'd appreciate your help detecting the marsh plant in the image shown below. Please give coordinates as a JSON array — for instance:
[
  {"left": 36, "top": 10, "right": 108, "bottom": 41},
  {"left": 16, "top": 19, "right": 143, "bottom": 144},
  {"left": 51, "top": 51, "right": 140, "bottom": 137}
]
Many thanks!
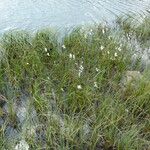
[{"left": 0, "top": 20, "right": 149, "bottom": 150}]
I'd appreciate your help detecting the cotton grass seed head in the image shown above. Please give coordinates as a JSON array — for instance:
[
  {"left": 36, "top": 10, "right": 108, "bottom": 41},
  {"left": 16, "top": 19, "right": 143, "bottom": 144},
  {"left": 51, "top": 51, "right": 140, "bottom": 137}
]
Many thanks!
[
  {"left": 78, "top": 64, "right": 84, "bottom": 77},
  {"left": 44, "top": 47, "right": 48, "bottom": 52},
  {"left": 114, "top": 52, "right": 118, "bottom": 57},
  {"left": 62, "top": 45, "right": 66, "bottom": 49},
  {"left": 78, "top": 71, "right": 82, "bottom": 77},
  {"left": 69, "top": 53, "right": 75, "bottom": 59},
  {"left": 100, "top": 46, "right": 104, "bottom": 50},
  {"left": 77, "top": 85, "right": 82, "bottom": 90},
  {"left": 94, "top": 82, "right": 98, "bottom": 88},
  {"left": 96, "top": 68, "right": 99, "bottom": 72},
  {"left": 102, "top": 29, "right": 105, "bottom": 34},
  {"left": 47, "top": 53, "right": 50, "bottom": 56},
  {"left": 79, "top": 65, "right": 84, "bottom": 71},
  {"left": 61, "top": 88, "right": 64, "bottom": 92},
  {"left": 118, "top": 47, "right": 122, "bottom": 52},
  {"left": 88, "top": 29, "right": 93, "bottom": 35}
]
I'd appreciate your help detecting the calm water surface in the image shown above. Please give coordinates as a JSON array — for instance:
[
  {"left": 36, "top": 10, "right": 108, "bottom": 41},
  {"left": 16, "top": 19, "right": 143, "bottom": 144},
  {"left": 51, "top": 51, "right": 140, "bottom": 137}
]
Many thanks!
[{"left": 0, "top": 0, "right": 150, "bottom": 33}]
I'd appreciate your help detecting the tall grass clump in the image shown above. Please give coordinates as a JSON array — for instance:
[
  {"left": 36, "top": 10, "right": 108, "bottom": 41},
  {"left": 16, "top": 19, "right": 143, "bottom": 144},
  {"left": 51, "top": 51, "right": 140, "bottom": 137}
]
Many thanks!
[
  {"left": 116, "top": 16, "right": 150, "bottom": 46},
  {"left": 0, "top": 22, "right": 149, "bottom": 150}
]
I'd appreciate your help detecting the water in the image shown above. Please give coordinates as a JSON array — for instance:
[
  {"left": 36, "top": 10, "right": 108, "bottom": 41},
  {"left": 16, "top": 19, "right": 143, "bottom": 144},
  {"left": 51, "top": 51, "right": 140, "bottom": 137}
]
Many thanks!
[{"left": 0, "top": 0, "right": 150, "bottom": 33}]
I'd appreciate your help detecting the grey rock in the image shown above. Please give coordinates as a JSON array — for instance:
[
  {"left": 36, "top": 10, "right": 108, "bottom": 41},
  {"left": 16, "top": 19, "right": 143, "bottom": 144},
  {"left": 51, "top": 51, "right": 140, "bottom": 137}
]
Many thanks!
[
  {"left": 14, "top": 139, "right": 29, "bottom": 150},
  {"left": 121, "top": 70, "right": 143, "bottom": 89},
  {"left": 124, "top": 71, "right": 142, "bottom": 83},
  {"left": 5, "top": 126, "right": 20, "bottom": 140},
  {"left": 16, "top": 106, "right": 27, "bottom": 124}
]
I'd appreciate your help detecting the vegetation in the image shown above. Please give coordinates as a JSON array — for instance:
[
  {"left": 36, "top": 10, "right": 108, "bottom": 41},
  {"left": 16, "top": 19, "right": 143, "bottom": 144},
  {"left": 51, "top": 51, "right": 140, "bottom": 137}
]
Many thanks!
[
  {"left": 116, "top": 16, "right": 150, "bottom": 47},
  {"left": 0, "top": 19, "right": 149, "bottom": 149}
]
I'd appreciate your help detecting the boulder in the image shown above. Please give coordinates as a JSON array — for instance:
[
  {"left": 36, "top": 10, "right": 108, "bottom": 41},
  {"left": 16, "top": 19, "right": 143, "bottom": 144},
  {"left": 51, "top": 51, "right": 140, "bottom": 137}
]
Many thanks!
[{"left": 121, "top": 70, "right": 142, "bottom": 87}]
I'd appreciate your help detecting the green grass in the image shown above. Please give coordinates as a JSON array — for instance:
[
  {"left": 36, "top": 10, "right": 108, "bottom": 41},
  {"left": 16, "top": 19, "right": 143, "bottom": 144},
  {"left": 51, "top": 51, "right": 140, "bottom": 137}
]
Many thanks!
[
  {"left": 0, "top": 22, "right": 149, "bottom": 150},
  {"left": 116, "top": 16, "right": 150, "bottom": 47}
]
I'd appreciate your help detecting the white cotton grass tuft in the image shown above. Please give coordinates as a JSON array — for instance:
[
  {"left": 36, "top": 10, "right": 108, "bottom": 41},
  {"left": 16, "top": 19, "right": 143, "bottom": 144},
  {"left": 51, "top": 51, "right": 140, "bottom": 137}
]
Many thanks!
[
  {"left": 73, "top": 55, "right": 75, "bottom": 59},
  {"left": 125, "top": 109, "right": 129, "bottom": 113},
  {"left": 114, "top": 52, "right": 118, "bottom": 57},
  {"left": 61, "top": 88, "right": 64, "bottom": 92},
  {"left": 62, "top": 45, "right": 66, "bottom": 49},
  {"left": 88, "top": 29, "right": 93, "bottom": 35},
  {"left": 77, "top": 85, "right": 82, "bottom": 90},
  {"left": 79, "top": 65, "right": 84, "bottom": 72},
  {"left": 102, "top": 28, "right": 105, "bottom": 34},
  {"left": 96, "top": 68, "right": 99, "bottom": 72},
  {"left": 118, "top": 47, "right": 122, "bottom": 52},
  {"left": 69, "top": 53, "right": 72, "bottom": 58},
  {"left": 94, "top": 82, "right": 98, "bottom": 88},
  {"left": 15, "top": 139, "right": 29, "bottom": 150},
  {"left": 44, "top": 47, "right": 48, "bottom": 52},
  {"left": 47, "top": 53, "right": 50, "bottom": 56},
  {"left": 78, "top": 64, "right": 84, "bottom": 77},
  {"left": 100, "top": 46, "right": 104, "bottom": 50},
  {"left": 69, "top": 53, "right": 75, "bottom": 60},
  {"left": 78, "top": 72, "right": 81, "bottom": 77},
  {"left": 107, "top": 51, "right": 110, "bottom": 55}
]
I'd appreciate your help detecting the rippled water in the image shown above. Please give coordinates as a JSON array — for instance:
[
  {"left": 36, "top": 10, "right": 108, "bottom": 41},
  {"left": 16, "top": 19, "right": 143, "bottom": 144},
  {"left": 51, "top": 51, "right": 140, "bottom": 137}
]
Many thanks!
[{"left": 0, "top": 0, "right": 149, "bottom": 33}]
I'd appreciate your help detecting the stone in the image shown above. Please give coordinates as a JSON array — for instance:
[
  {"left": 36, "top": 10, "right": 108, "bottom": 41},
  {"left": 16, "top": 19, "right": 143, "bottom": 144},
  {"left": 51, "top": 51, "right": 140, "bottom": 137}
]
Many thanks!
[
  {"left": 120, "top": 71, "right": 143, "bottom": 92},
  {"left": 5, "top": 126, "right": 19, "bottom": 140},
  {"left": 121, "top": 71, "right": 142, "bottom": 86},
  {"left": 14, "top": 139, "right": 29, "bottom": 150},
  {"left": 25, "top": 125, "right": 36, "bottom": 137},
  {"left": 15, "top": 92, "right": 39, "bottom": 125},
  {"left": 16, "top": 106, "right": 27, "bottom": 124},
  {"left": 125, "top": 71, "right": 142, "bottom": 83}
]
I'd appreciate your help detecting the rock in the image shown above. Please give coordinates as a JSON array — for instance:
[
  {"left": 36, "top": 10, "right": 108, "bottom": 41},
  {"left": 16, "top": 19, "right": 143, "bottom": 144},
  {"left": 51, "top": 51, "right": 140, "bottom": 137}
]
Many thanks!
[
  {"left": 126, "top": 71, "right": 142, "bottom": 82},
  {"left": 16, "top": 106, "right": 27, "bottom": 124},
  {"left": 14, "top": 139, "right": 29, "bottom": 150},
  {"left": 120, "top": 70, "right": 143, "bottom": 94},
  {"left": 15, "top": 92, "right": 39, "bottom": 125},
  {"left": 83, "top": 122, "right": 90, "bottom": 137},
  {"left": 121, "top": 71, "right": 142, "bottom": 86},
  {"left": 35, "top": 125, "right": 46, "bottom": 145},
  {"left": 5, "top": 126, "right": 19, "bottom": 140},
  {"left": 141, "top": 48, "right": 150, "bottom": 69},
  {"left": 25, "top": 125, "right": 36, "bottom": 137}
]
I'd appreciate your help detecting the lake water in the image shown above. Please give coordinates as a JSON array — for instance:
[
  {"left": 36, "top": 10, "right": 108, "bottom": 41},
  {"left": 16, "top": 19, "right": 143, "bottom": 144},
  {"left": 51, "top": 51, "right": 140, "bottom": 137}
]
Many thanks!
[{"left": 0, "top": 0, "right": 150, "bottom": 33}]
